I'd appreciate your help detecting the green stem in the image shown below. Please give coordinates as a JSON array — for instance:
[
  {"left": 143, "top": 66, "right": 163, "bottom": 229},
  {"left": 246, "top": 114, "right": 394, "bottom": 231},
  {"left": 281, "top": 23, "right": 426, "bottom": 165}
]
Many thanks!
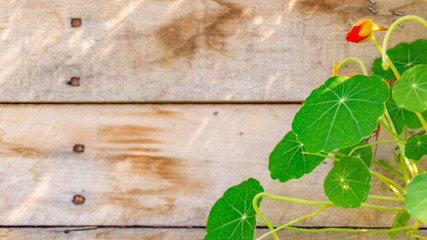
[
  {"left": 331, "top": 150, "right": 347, "bottom": 158},
  {"left": 255, "top": 192, "right": 334, "bottom": 206},
  {"left": 373, "top": 160, "right": 404, "bottom": 181},
  {"left": 301, "top": 152, "right": 340, "bottom": 162},
  {"left": 399, "top": 154, "right": 411, "bottom": 184},
  {"left": 348, "top": 140, "right": 405, "bottom": 156},
  {"left": 256, "top": 206, "right": 331, "bottom": 240},
  {"left": 378, "top": 120, "right": 403, "bottom": 141},
  {"left": 416, "top": 112, "right": 427, "bottom": 131},
  {"left": 382, "top": 15, "right": 427, "bottom": 70},
  {"left": 336, "top": 57, "right": 368, "bottom": 76},
  {"left": 370, "top": 170, "right": 405, "bottom": 197},
  {"left": 415, "top": 161, "right": 426, "bottom": 174},
  {"left": 415, "top": 235, "right": 427, "bottom": 240},
  {"left": 371, "top": 35, "right": 401, "bottom": 79},
  {"left": 253, "top": 193, "right": 280, "bottom": 240},
  {"left": 367, "top": 195, "right": 404, "bottom": 202},
  {"left": 383, "top": 107, "right": 417, "bottom": 179},
  {"left": 273, "top": 225, "right": 417, "bottom": 234}
]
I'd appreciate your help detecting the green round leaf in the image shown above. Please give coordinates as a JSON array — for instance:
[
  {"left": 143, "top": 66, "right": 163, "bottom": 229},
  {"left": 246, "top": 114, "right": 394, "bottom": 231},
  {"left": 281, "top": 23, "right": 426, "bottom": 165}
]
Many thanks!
[
  {"left": 392, "top": 65, "right": 427, "bottom": 112},
  {"left": 269, "top": 131, "right": 325, "bottom": 182},
  {"left": 406, "top": 134, "right": 427, "bottom": 161},
  {"left": 292, "top": 75, "right": 389, "bottom": 153},
  {"left": 205, "top": 178, "right": 264, "bottom": 240},
  {"left": 372, "top": 39, "right": 427, "bottom": 81},
  {"left": 387, "top": 87, "right": 427, "bottom": 134},
  {"left": 405, "top": 173, "right": 427, "bottom": 224},
  {"left": 336, "top": 140, "right": 372, "bottom": 167},
  {"left": 324, "top": 156, "right": 371, "bottom": 208}
]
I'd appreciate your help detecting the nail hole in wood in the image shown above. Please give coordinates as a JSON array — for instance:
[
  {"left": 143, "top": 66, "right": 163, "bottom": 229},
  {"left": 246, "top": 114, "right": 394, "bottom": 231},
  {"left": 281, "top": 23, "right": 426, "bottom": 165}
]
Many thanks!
[
  {"left": 67, "top": 77, "right": 80, "bottom": 86},
  {"left": 73, "top": 144, "right": 85, "bottom": 153},
  {"left": 71, "top": 18, "right": 82, "bottom": 27},
  {"left": 73, "top": 195, "right": 85, "bottom": 205}
]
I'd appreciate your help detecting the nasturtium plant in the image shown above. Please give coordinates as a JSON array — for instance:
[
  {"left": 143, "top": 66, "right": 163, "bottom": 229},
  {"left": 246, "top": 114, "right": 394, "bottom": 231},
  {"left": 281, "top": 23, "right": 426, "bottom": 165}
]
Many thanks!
[
  {"left": 205, "top": 178, "right": 264, "bottom": 240},
  {"left": 389, "top": 211, "right": 411, "bottom": 239},
  {"left": 405, "top": 134, "right": 427, "bottom": 161},
  {"left": 392, "top": 65, "right": 427, "bottom": 113},
  {"left": 336, "top": 140, "right": 373, "bottom": 167},
  {"left": 386, "top": 88, "right": 427, "bottom": 134},
  {"left": 324, "top": 156, "right": 371, "bottom": 208},
  {"left": 206, "top": 16, "right": 427, "bottom": 240},
  {"left": 292, "top": 75, "right": 388, "bottom": 153},
  {"left": 372, "top": 39, "right": 427, "bottom": 81},
  {"left": 269, "top": 131, "right": 325, "bottom": 182},
  {"left": 405, "top": 173, "right": 427, "bottom": 225}
]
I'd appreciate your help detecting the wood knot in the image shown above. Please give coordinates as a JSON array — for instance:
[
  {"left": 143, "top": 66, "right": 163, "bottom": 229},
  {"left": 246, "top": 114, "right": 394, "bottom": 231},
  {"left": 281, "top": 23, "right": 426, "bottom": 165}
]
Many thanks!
[
  {"left": 71, "top": 18, "right": 82, "bottom": 27},
  {"left": 67, "top": 77, "right": 80, "bottom": 87},
  {"left": 73, "top": 144, "right": 85, "bottom": 153},
  {"left": 72, "top": 195, "right": 85, "bottom": 205}
]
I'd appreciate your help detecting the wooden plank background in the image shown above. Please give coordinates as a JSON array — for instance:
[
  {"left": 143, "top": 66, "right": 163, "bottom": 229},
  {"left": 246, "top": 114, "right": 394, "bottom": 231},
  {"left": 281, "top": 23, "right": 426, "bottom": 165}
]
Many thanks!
[
  {"left": 0, "top": 0, "right": 425, "bottom": 102},
  {"left": 0, "top": 0, "right": 426, "bottom": 239}
]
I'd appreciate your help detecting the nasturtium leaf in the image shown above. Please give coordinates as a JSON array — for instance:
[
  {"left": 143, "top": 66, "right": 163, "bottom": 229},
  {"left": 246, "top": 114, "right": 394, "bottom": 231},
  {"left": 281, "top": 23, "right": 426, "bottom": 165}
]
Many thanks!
[
  {"left": 205, "top": 178, "right": 264, "bottom": 240},
  {"left": 324, "top": 156, "right": 371, "bottom": 208},
  {"left": 292, "top": 75, "right": 389, "bottom": 153},
  {"left": 372, "top": 39, "right": 427, "bottom": 81},
  {"left": 392, "top": 65, "right": 427, "bottom": 112},
  {"left": 388, "top": 211, "right": 410, "bottom": 239},
  {"left": 405, "top": 173, "right": 427, "bottom": 224},
  {"left": 387, "top": 87, "right": 427, "bottom": 134},
  {"left": 336, "top": 140, "right": 372, "bottom": 167},
  {"left": 269, "top": 131, "right": 325, "bottom": 182},
  {"left": 405, "top": 134, "right": 427, "bottom": 161}
]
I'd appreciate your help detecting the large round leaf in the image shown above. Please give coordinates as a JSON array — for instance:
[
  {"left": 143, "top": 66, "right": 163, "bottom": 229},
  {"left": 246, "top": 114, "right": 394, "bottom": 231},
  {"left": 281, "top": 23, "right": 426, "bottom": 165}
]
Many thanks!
[
  {"left": 406, "top": 134, "right": 427, "bottom": 161},
  {"left": 324, "top": 156, "right": 371, "bottom": 208},
  {"left": 336, "top": 140, "right": 372, "bottom": 167},
  {"left": 269, "top": 131, "right": 325, "bottom": 182},
  {"left": 205, "top": 178, "right": 263, "bottom": 240},
  {"left": 405, "top": 173, "right": 427, "bottom": 224},
  {"left": 292, "top": 75, "right": 389, "bottom": 153},
  {"left": 372, "top": 39, "right": 427, "bottom": 81},
  {"left": 392, "top": 65, "right": 427, "bottom": 113},
  {"left": 387, "top": 87, "right": 427, "bottom": 134}
]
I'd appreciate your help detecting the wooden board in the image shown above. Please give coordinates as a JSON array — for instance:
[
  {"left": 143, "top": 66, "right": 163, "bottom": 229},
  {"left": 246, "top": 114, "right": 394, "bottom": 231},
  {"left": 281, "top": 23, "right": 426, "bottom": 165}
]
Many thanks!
[
  {"left": 0, "top": 228, "right": 426, "bottom": 240},
  {"left": 0, "top": 0, "right": 426, "bottom": 102},
  {"left": 0, "top": 104, "right": 423, "bottom": 228}
]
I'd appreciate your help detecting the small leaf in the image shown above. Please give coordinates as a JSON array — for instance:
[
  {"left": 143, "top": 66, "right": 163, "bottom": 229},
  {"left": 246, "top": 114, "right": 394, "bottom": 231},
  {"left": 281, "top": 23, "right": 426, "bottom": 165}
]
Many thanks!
[
  {"left": 324, "top": 156, "right": 371, "bottom": 208},
  {"left": 292, "top": 75, "right": 389, "bottom": 153},
  {"left": 336, "top": 140, "right": 372, "bottom": 167},
  {"left": 405, "top": 134, "right": 427, "bottom": 161},
  {"left": 386, "top": 88, "right": 427, "bottom": 134},
  {"left": 205, "top": 178, "right": 264, "bottom": 240},
  {"left": 388, "top": 211, "right": 410, "bottom": 239},
  {"left": 405, "top": 173, "right": 427, "bottom": 224},
  {"left": 392, "top": 65, "right": 427, "bottom": 113},
  {"left": 269, "top": 131, "right": 325, "bottom": 182},
  {"left": 372, "top": 39, "right": 427, "bottom": 81}
]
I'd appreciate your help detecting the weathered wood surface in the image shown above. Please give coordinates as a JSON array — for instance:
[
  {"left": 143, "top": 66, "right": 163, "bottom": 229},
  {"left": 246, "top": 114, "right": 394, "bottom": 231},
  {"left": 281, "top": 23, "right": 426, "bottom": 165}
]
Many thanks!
[
  {"left": 0, "top": 0, "right": 426, "bottom": 102},
  {"left": 0, "top": 228, "right": 426, "bottom": 240},
  {"left": 0, "top": 104, "right": 424, "bottom": 228}
]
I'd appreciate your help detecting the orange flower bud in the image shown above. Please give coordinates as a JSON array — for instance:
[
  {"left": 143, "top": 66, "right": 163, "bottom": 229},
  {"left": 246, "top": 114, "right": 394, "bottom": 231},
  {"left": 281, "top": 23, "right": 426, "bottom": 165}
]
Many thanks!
[{"left": 346, "top": 19, "right": 388, "bottom": 43}]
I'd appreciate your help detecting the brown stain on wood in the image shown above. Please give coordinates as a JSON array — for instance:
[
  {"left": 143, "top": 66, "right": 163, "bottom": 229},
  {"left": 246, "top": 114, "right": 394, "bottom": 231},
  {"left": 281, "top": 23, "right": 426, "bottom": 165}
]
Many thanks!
[
  {"left": 154, "top": 0, "right": 249, "bottom": 64},
  {"left": 100, "top": 125, "right": 164, "bottom": 145},
  {"left": 297, "top": 0, "right": 338, "bottom": 13}
]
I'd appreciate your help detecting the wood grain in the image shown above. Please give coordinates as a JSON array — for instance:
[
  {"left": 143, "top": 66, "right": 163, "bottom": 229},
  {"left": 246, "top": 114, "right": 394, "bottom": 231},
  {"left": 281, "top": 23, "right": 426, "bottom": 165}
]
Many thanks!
[
  {"left": 0, "top": 104, "right": 424, "bottom": 228},
  {"left": 0, "top": 228, "right": 425, "bottom": 240},
  {"left": 0, "top": 0, "right": 425, "bottom": 102}
]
